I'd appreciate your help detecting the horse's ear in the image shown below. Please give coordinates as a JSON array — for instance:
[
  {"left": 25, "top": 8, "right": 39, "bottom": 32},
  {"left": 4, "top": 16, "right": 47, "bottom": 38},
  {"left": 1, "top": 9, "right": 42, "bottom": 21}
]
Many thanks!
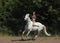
[{"left": 26, "top": 13, "right": 30, "bottom": 16}]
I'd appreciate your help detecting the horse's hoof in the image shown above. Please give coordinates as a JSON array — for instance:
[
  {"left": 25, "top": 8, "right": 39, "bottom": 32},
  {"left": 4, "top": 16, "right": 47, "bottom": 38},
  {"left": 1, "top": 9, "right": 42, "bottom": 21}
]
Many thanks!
[
  {"left": 21, "top": 38, "right": 23, "bottom": 40},
  {"left": 32, "top": 38, "right": 35, "bottom": 41},
  {"left": 21, "top": 37, "right": 24, "bottom": 40}
]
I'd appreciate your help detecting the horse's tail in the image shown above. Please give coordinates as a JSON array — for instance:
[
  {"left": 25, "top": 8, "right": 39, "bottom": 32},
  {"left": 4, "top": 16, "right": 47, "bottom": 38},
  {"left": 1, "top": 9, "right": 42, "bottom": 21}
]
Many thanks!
[{"left": 43, "top": 25, "right": 51, "bottom": 36}]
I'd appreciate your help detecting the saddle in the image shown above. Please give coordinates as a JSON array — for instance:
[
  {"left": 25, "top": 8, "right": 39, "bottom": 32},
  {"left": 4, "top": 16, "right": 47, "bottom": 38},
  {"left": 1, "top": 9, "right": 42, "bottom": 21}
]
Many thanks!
[
  {"left": 32, "top": 22, "right": 39, "bottom": 27},
  {"left": 32, "top": 24, "right": 39, "bottom": 27}
]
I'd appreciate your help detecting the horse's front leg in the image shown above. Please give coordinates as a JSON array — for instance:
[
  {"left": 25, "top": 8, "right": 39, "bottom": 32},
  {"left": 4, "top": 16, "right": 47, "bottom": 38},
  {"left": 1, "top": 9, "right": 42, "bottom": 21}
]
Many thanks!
[
  {"left": 21, "top": 29, "right": 26, "bottom": 39},
  {"left": 26, "top": 30, "right": 31, "bottom": 38}
]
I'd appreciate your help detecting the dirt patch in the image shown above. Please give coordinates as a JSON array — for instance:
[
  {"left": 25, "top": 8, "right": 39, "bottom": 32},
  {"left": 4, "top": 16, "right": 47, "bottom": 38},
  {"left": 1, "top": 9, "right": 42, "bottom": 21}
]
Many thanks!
[{"left": 0, "top": 37, "right": 60, "bottom": 43}]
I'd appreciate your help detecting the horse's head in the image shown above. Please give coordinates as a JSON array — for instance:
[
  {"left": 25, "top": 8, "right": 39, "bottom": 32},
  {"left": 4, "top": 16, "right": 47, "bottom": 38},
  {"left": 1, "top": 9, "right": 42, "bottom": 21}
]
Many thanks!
[{"left": 24, "top": 13, "right": 30, "bottom": 20}]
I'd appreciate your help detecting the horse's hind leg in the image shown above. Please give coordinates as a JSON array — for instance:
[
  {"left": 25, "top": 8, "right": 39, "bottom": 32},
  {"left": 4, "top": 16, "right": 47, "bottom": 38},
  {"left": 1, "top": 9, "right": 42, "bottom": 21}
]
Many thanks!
[
  {"left": 32, "top": 30, "right": 40, "bottom": 40},
  {"left": 32, "top": 35, "right": 38, "bottom": 40}
]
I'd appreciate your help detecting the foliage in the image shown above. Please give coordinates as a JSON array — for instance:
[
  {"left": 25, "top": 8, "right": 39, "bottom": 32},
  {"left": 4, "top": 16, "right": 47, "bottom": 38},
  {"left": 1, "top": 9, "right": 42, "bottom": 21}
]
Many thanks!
[{"left": 0, "top": 0, "right": 60, "bottom": 36}]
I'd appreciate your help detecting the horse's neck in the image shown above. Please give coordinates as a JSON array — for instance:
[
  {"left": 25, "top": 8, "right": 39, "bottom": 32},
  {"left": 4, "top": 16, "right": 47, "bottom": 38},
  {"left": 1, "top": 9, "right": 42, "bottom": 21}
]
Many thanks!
[{"left": 27, "top": 17, "right": 32, "bottom": 24}]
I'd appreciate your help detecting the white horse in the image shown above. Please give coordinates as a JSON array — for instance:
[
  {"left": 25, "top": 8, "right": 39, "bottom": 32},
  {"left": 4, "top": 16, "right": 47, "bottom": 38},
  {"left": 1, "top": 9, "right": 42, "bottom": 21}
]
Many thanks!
[{"left": 22, "top": 14, "right": 51, "bottom": 40}]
